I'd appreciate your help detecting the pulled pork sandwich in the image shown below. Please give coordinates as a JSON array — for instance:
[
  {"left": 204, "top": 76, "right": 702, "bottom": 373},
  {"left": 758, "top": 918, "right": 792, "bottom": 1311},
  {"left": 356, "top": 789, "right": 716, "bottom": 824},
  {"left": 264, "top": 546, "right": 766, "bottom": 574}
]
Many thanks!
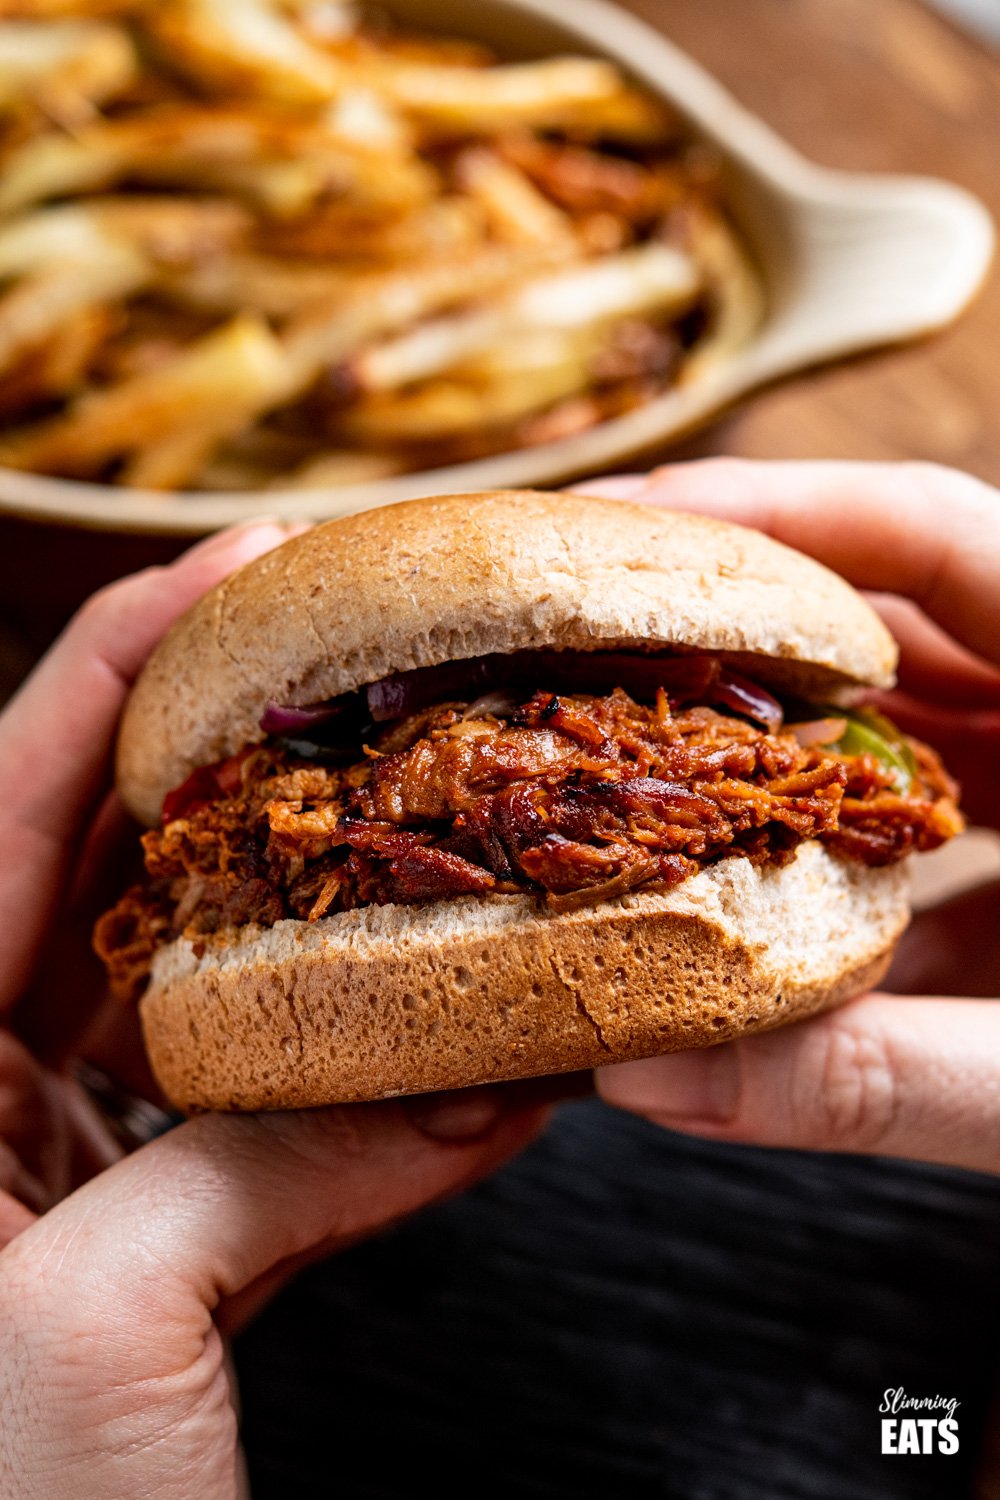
[{"left": 95, "top": 491, "right": 962, "bottom": 1112}]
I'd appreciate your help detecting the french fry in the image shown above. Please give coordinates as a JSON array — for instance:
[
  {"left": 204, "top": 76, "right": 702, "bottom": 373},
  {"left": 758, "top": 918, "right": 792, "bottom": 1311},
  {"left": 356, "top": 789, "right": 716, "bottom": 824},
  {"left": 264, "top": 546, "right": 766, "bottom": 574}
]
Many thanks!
[
  {"left": 575, "top": 212, "right": 630, "bottom": 255},
  {"left": 0, "top": 1, "right": 757, "bottom": 491},
  {"left": 675, "top": 200, "right": 764, "bottom": 379},
  {"left": 283, "top": 241, "right": 575, "bottom": 378},
  {"left": 0, "top": 199, "right": 248, "bottom": 278},
  {"left": 120, "top": 425, "right": 220, "bottom": 490},
  {"left": 365, "top": 55, "right": 673, "bottom": 140},
  {"left": 352, "top": 243, "right": 700, "bottom": 393},
  {"left": 189, "top": 454, "right": 289, "bottom": 490},
  {"left": 286, "top": 0, "right": 358, "bottom": 46},
  {"left": 0, "top": 303, "right": 112, "bottom": 419},
  {"left": 0, "top": 106, "right": 431, "bottom": 217},
  {"left": 458, "top": 325, "right": 606, "bottom": 385},
  {"left": 0, "top": 313, "right": 293, "bottom": 474},
  {"left": 0, "top": 131, "right": 121, "bottom": 217},
  {"left": 145, "top": 0, "right": 344, "bottom": 103},
  {"left": 160, "top": 252, "right": 349, "bottom": 316},
  {"left": 515, "top": 393, "right": 604, "bottom": 447},
  {"left": 197, "top": 151, "right": 434, "bottom": 216},
  {"left": 0, "top": 1, "right": 144, "bottom": 20},
  {"left": 0, "top": 20, "right": 136, "bottom": 121},
  {"left": 568, "top": 84, "right": 676, "bottom": 144},
  {"left": 0, "top": 203, "right": 121, "bottom": 277},
  {"left": 255, "top": 197, "right": 483, "bottom": 262},
  {"left": 325, "top": 86, "right": 410, "bottom": 152},
  {"left": 337, "top": 359, "right": 595, "bottom": 445},
  {"left": 453, "top": 147, "right": 576, "bottom": 249},
  {"left": 274, "top": 448, "right": 403, "bottom": 489},
  {"left": 511, "top": 242, "right": 700, "bottom": 327},
  {"left": 372, "top": 56, "right": 630, "bottom": 133},
  {"left": 499, "top": 134, "right": 687, "bottom": 221},
  {"left": 0, "top": 239, "right": 147, "bottom": 376},
  {"left": 90, "top": 196, "right": 251, "bottom": 262},
  {"left": 317, "top": 24, "right": 489, "bottom": 70}
]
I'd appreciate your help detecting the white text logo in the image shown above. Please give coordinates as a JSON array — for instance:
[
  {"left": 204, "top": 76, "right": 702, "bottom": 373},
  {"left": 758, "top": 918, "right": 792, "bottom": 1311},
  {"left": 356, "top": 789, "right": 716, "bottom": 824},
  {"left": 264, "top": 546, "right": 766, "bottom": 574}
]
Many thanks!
[{"left": 880, "top": 1388, "right": 960, "bottom": 1455}]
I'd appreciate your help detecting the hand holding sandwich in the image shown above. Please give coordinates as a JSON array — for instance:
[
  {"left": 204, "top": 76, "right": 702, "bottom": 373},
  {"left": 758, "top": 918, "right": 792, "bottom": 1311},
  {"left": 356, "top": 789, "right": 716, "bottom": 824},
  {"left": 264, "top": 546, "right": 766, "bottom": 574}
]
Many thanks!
[
  {"left": 0, "top": 522, "right": 546, "bottom": 1500},
  {"left": 0, "top": 460, "right": 993, "bottom": 1496},
  {"left": 588, "top": 460, "right": 1000, "bottom": 1175}
]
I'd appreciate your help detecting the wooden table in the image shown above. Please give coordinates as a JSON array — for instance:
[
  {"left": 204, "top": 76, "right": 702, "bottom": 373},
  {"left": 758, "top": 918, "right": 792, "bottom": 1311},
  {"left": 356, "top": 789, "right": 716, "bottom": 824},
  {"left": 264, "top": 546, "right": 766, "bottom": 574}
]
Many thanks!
[
  {"left": 635, "top": 0, "right": 1000, "bottom": 476},
  {"left": 0, "top": 0, "right": 997, "bottom": 681}
]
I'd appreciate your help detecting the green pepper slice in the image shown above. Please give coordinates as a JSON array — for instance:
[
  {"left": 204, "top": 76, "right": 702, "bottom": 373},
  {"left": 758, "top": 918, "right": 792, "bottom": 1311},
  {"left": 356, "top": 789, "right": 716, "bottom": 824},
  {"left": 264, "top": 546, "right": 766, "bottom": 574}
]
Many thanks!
[{"left": 833, "top": 708, "right": 917, "bottom": 794}]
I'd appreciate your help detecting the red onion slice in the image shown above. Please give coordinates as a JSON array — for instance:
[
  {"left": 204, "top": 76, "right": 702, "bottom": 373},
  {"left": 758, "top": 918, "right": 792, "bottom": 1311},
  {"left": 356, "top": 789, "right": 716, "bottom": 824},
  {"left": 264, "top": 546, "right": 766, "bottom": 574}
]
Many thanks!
[
  {"left": 366, "top": 658, "right": 493, "bottom": 722},
  {"left": 260, "top": 700, "right": 348, "bottom": 736},
  {"left": 261, "top": 651, "right": 785, "bottom": 740},
  {"left": 709, "top": 670, "right": 783, "bottom": 730}
]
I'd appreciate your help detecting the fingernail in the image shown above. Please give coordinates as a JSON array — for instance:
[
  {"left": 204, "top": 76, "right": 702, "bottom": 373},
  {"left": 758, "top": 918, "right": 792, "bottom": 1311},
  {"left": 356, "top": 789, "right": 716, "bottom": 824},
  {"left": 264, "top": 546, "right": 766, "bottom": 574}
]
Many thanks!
[
  {"left": 204, "top": 514, "right": 283, "bottom": 539},
  {"left": 184, "top": 518, "right": 312, "bottom": 566},
  {"left": 596, "top": 1046, "right": 739, "bottom": 1123},
  {"left": 406, "top": 1086, "right": 504, "bottom": 1142},
  {"left": 572, "top": 474, "right": 650, "bottom": 500},
  {"left": 227, "top": 517, "right": 312, "bottom": 543}
]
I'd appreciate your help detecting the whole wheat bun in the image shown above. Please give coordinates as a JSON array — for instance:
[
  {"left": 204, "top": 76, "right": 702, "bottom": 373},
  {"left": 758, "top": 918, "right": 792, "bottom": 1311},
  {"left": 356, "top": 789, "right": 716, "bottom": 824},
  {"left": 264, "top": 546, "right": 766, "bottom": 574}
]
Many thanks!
[
  {"left": 118, "top": 490, "right": 896, "bottom": 826},
  {"left": 141, "top": 843, "right": 908, "bottom": 1112},
  {"left": 117, "top": 489, "right": 905, "bottom": 1111}
]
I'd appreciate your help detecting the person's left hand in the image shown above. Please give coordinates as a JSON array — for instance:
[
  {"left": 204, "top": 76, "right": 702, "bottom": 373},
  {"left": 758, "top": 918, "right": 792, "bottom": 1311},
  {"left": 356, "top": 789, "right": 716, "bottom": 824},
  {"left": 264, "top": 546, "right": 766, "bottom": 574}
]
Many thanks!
[
  {"left": 583, "top": 459, "right": 1000, "bottom": 1175},
  {"left": 0, "top": 523, "right": 548, "bottom": 1499}
]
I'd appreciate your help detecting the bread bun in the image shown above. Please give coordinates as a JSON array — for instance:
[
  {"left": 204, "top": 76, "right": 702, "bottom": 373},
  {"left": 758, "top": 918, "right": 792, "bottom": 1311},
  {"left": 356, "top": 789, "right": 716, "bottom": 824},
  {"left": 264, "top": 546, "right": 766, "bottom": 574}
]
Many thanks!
[
  {"left": 140, "top": 843, "right": 908, "bottom": 1112},
  {"left": 115, "top": 489, "right": 910, "bottom": 1111},
  {"left": 118, "top": 490, "right": 896, "bottom": 826}
]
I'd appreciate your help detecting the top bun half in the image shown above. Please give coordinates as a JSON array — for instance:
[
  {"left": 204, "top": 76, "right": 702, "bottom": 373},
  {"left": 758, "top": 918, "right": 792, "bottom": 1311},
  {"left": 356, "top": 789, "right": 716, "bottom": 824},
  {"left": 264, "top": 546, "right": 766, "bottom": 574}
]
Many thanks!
[{"left": 118, "top": 490, "right": 897, "bottom": 825}]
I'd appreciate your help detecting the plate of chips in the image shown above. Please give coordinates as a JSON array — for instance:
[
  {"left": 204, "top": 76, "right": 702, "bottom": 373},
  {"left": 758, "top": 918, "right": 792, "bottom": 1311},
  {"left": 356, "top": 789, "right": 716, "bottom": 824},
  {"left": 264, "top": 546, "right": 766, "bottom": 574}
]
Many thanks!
[{"left": 0, "top": 0, "right": 990, "bottom": 531}]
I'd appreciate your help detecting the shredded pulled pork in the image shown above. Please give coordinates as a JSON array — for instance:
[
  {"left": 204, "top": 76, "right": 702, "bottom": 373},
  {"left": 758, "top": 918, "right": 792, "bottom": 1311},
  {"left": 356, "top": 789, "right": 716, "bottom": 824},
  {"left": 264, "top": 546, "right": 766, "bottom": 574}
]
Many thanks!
[{"left": 94, "top": 687, "right": 962, "bottom": 1002}]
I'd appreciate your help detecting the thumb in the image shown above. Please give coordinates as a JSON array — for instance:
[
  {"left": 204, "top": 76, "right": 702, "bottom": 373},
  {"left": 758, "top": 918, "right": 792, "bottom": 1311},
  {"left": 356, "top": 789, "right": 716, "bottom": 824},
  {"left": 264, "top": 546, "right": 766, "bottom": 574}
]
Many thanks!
[
  {"left": 596, "top": 994, "right": 1000, "bottom": 1174},
  {"left": 2, "top": 1089, "right": 542, "bottom": 1340},
  {"left": 0, "top": 1091, "right": 543, "bottom": 1494}
]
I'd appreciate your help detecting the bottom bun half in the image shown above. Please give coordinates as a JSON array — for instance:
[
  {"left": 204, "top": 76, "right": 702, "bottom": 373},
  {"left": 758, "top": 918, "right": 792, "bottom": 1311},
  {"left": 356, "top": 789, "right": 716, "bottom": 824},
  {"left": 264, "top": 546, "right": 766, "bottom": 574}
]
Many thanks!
[{"left": 140, "top": 842, "right": 909, "bottom": 1112}]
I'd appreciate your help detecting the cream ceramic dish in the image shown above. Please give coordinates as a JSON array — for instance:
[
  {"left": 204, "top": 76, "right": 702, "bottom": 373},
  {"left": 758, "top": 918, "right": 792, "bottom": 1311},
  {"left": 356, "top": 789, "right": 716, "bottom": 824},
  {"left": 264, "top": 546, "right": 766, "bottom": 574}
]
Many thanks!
[{"left": 0, "top": 0, "right": 992, "bottom": 535}]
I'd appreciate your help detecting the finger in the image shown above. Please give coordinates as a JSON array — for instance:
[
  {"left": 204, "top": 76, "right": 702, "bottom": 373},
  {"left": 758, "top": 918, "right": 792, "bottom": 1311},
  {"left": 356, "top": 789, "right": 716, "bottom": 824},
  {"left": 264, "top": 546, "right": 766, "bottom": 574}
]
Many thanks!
[
  {"left": 16, "top": 792, "right": 141, "bottom": 1065},
  {"left": 885, "top": 880, "right": 1000, "bottom": 999},
  {"left": 579, "top": 460, "right": 1000, "bottom": 667},
  {"left": 596, "top": 994, "right": 1000, "bottom": 1173},
  {"left": 0, "top": 519, "right": 307, "bottom": 1011},
  {"left": 220, "top": 1078, "right": 571, "bottom": 1331},
  {"left": 867, "top": 593, "right": 1000, "bottom": 709},
  {"left": 2, "top": 1091, "right": 545, "bottom": 1337},
  {"left": 0, "top": 1094, "right": 544, "bottom": 1489},
  {"left": 0, "top": 1032, "right": 119, "bottom": 1204}
]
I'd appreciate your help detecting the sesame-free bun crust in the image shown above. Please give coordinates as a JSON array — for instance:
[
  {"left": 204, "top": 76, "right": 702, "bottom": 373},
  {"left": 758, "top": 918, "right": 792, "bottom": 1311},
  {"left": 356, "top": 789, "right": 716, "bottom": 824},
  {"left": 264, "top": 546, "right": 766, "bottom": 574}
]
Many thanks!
[
  {"left": 118, "top": 490, "right": 896, "bottom": 825},
  {"left": 140, "top": 843, "right": 908, "bottom": 1112}
]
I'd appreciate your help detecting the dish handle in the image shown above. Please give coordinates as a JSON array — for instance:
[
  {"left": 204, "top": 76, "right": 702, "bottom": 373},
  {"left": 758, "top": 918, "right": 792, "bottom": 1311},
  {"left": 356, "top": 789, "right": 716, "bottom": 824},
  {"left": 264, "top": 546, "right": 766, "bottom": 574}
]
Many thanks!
[{"left": 747, "top": 172, "right": 994, "bottom": 379}]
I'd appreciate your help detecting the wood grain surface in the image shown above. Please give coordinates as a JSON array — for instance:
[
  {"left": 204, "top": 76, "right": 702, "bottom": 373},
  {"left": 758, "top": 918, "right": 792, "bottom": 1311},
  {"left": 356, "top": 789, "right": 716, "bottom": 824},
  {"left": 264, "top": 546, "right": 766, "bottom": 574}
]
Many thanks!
[{"left": 621, "top": 0, "right": 1000, "bottom": 476}]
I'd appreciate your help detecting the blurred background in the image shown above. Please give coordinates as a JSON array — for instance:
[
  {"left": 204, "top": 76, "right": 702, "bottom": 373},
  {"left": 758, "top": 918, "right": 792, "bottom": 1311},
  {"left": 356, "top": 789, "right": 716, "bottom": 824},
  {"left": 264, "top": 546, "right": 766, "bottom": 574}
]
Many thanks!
[
  {"left": 935, "top": 0, "right": 1000, "bottom": 45},
  {"left": 0, "top": 0, "right": 998, "bottom": 697},
  {"left": 1, "top": 4, "right": 999, "bottom": 1495}
]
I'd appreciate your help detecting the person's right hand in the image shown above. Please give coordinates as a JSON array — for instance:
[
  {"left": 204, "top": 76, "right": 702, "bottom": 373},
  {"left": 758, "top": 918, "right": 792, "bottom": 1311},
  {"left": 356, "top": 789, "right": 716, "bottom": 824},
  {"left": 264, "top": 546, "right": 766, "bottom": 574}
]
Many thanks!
[
  {"left": 0, "top": 521, "right": 548, "bottom": 1500},
  {"left": 584, "top": 460, "right": 1000, "bottom": 1174}
]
